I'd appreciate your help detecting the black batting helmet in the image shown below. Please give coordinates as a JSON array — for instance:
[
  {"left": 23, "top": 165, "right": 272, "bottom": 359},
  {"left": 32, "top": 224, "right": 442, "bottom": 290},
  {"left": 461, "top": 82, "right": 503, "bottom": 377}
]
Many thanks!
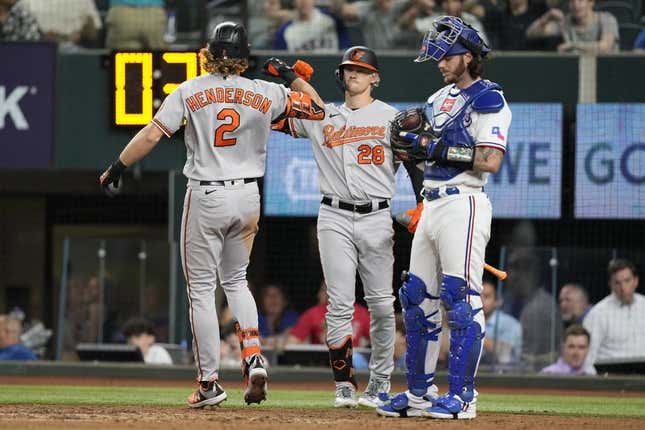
[
  {"left": 207, "top": 21, "right": 250, "bottom": 59},
  {"left": 335, "top": 46, "right": 379, "bottom": 91}
]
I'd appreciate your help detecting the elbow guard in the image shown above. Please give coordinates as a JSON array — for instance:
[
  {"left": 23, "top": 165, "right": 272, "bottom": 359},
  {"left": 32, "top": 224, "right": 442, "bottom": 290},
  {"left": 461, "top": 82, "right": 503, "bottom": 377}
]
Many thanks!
[{"left": 284, "top": 92, "right": 325, "bottom": 120}]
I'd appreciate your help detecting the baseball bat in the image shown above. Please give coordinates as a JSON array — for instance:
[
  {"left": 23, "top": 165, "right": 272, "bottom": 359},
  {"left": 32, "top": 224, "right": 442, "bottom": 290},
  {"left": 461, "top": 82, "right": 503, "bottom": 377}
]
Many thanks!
[{"left": 484, "top": 263, "right": 507, "bottom": 281}]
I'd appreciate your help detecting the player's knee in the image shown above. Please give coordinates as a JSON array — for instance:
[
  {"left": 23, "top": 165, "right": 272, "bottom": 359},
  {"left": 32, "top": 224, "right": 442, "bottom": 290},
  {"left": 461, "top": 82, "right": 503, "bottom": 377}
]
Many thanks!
[
  {"left": 440, "top": 274, "right": 468, "bottom": 309},
  {"left": 366, "top": 301, "right": 394, "bottom": 319}
]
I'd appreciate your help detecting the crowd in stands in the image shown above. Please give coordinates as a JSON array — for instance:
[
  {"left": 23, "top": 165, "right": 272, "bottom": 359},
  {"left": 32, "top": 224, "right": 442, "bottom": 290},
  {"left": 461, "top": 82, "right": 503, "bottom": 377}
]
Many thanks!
[
  {"left": 1, "top": 0, "right": 645, "bottom": 51},
  {"left": 0, "top": 255, "right": 643, "bottom": 380}
]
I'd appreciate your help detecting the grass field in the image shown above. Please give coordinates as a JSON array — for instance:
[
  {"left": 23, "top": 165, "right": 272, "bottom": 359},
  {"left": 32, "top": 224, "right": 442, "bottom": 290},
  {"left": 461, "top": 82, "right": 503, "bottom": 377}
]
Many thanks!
[{"left": 1, "top": 384, "right": 644, "bottom": 418}]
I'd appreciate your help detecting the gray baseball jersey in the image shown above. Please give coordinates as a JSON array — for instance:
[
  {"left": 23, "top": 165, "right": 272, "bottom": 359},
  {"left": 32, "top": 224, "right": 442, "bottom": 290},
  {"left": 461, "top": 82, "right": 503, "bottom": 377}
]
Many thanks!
[
  {"left": 153, "top": 74, "right": 290, "bottom": 181},
  {"left": 286, "top": 99, "right": 399, "bottom": 380},
  {"left": 151, "top": 73, "right": 290, "bottom": 383}
]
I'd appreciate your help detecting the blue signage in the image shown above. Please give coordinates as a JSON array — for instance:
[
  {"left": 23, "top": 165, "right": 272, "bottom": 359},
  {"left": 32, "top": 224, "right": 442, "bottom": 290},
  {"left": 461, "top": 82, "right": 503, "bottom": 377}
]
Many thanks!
[
  {"left": 265, "top": 103, "right": 562, "bottom": 219},
  {"left": 0, "top": 43, "right": 56, "bottom": 168},
  {"left": 575, "top": 104, "right": 645, "bottom": 219}
]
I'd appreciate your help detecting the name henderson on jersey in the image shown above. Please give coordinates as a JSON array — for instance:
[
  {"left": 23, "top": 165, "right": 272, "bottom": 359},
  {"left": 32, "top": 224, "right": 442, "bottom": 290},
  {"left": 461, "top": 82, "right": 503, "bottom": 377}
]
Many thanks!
[{"left": 184, "top": 86, "right": 273, "bottom": 114}]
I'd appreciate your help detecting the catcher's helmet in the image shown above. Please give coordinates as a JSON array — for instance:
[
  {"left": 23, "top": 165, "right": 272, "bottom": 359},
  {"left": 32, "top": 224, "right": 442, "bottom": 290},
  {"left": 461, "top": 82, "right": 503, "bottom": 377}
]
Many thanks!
[
  {"left": 415, "top": 16, "right": 490, "bottom": 63},
  {"left": 207, "top": 21, "right": 250, "bottom": 59},
  {"left": 335, "top": 46, "right": 379, "bottom": 91}
]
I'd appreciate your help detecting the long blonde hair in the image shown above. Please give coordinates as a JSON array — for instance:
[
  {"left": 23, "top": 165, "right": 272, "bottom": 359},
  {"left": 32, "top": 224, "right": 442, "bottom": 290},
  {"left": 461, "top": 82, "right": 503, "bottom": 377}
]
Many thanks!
[{"left": 199, "top": 48, "right": 249, "bottom": 76}]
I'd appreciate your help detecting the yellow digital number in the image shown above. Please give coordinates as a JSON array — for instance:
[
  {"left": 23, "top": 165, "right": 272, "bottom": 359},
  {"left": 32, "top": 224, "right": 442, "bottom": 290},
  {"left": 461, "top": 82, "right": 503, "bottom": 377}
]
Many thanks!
[
  {"left": 162, "top": 52, "right": 198, "bottom": 95},
  {"left": 114, "top": 52, "right": 153, "bottom": 125}
]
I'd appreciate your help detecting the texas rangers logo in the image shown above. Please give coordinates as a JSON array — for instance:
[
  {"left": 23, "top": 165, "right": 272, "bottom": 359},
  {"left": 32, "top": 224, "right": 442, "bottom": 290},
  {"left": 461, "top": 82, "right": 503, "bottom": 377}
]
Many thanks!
[
  {"left": 491, "top": 126, "right": 505, "bottom": 141},
  {"left": 350, "top": 49, "right": 365, "bottom": 61},
  {"left": 440, "top": 98, "right": 456, "bottom": 112}
]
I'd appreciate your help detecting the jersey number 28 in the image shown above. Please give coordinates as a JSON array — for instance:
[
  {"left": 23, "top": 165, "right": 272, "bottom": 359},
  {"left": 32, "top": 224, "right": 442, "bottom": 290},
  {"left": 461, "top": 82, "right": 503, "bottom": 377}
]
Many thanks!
[
  {"left": 214, "top": 108, "right": 240, "bottom": 147},
  {"left": 357, "top": 144, "right": 385, "bottom": 165}
]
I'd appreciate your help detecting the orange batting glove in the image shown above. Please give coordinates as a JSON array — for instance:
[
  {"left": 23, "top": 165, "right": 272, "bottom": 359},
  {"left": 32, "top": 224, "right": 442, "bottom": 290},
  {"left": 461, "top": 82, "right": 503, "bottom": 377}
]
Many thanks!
[
  {"left": 395, "top": 202, "right": 424, "bottom": 234},
  {"left": 292, "top": 60, "right": 314, "bottom": 82}
]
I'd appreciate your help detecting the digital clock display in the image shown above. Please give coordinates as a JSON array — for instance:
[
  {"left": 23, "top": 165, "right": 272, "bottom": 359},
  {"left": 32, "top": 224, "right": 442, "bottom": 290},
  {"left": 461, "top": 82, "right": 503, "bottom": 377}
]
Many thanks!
[{"left": 112, "top": 51, "right": 207, "bottom": 126}]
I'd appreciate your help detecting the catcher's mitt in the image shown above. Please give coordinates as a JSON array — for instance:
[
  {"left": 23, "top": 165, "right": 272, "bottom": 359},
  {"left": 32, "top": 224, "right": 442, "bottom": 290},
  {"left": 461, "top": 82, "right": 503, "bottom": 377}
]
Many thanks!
[{"left": 390, "top": 108, "right": 434, "bottom": 161}]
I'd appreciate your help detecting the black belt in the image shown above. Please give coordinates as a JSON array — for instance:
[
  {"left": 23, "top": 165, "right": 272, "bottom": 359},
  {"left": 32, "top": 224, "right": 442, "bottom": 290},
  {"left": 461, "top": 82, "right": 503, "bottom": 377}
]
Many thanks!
[
  {"left": 199, "top": 178, "right": 256, "bottom": 186},
  {"left": 321, "top": 196, "right": 389, "bottom": 214}
]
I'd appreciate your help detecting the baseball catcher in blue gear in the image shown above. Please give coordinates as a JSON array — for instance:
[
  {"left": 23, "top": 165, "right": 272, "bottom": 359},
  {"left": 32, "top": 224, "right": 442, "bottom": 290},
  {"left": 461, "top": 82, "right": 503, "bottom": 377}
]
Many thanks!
[{"left": 379, "top": 15, "right": 512, "bottom": 421}]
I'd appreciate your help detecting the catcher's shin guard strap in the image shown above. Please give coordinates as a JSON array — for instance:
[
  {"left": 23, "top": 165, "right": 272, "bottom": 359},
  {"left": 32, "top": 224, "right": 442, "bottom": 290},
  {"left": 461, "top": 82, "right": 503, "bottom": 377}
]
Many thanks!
[{"left": 328, "top": 336, "right": 357, "bottom": 388}]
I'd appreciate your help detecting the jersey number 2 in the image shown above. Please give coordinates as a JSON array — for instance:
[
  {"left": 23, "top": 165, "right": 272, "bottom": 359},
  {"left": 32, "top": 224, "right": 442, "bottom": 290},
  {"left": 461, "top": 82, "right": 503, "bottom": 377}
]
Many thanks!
[
  {"left": 357, "top": 144, "right": 385, "bottom": 165},
  {"left": 214, "top": 108, "right": 240, "bottom": 147}
]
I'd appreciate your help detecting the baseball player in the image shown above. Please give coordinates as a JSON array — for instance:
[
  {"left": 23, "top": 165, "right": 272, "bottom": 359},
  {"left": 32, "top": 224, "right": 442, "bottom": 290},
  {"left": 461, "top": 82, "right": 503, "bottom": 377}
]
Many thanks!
[
  {"left": 377, "top": 16, "right": 512, "bottom": 419},
  {"left": 271, "top": 46, "right": 424, "bottom": 408},
  {"left": 99, "top": 22, "right": 324, "bottom": 408}
]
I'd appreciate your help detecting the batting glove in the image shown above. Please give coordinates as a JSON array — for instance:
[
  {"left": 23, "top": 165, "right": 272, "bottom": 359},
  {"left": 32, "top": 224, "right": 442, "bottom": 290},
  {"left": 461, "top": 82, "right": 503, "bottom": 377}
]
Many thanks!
[
  {"left": 99, "top": 159, "right": 127, "bottom": 197},
  {"left": 262, "top": 57, "right": 298, "bottom": 86}
]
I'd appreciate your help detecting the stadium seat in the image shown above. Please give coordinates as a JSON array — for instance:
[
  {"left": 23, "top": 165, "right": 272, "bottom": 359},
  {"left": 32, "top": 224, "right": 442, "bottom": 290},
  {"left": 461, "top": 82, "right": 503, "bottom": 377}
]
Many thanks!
[
  {"left": 618, "top": 22, "right": 644, "bottom": 49},
  {"left": 596, "top": 1, "right": 637, "bottom": 24}
]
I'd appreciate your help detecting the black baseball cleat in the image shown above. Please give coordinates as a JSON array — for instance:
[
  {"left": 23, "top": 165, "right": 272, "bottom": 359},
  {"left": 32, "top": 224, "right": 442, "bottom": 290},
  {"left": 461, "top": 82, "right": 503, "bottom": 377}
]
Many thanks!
[
  {"left": 243, "top": 354, "right": 268, "bottom": 404},
  {"left": 187, "top": 380, "right": 227, "bottom": 408}
]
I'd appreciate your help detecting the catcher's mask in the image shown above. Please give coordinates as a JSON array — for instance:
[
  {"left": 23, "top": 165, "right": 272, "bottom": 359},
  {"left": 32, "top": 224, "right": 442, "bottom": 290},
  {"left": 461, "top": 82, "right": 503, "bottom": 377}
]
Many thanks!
[
  {"left": 207, "top": 21, "right": 250, "bottom": 59},
  {"left": 335, "top": 46, "right": 379, "bottom": 92},
  {"left": 415, "top": 16, "right": 490, "bottom": 63}
]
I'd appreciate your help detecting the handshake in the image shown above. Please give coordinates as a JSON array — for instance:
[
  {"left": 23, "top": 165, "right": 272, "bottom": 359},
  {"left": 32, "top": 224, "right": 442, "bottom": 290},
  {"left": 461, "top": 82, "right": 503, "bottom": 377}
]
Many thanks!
[{"left": 262, "top": 57, "right": 314, "bottom": 86}]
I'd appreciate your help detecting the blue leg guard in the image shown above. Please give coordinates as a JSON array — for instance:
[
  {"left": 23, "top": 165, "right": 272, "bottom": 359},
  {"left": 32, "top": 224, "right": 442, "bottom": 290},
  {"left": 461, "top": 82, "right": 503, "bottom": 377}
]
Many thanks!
[
  {"left": 440, "top": 275, "right": 483, "bottom": 402},
  {"left": 399, "top": 271, "right": 441, "bottom": 397}
]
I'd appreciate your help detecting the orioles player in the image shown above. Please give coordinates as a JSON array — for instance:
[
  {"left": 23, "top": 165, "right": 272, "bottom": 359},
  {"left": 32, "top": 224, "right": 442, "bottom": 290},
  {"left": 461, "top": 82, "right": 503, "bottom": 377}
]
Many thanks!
[
  {"left": 271, "top": 46, "right": 424, "bottom": 408},
  {"left": 377, "top": 16, "right": 512, "bottom": 419},
  {"left": 99, "top": 22, "right": 324, "bottom": 408}
]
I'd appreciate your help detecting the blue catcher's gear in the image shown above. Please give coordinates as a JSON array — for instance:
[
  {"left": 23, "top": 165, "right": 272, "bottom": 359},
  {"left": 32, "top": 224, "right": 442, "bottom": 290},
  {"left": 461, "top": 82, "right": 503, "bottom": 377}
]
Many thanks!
[
  {"left": 415, "top": 16, "right": 490, "bottom": 63},
  {"left": 398, "top": 271, "right": 441, "bottom": 397},
  {"left": 439, "top": 275, "right": 484, "bottom": 403}
]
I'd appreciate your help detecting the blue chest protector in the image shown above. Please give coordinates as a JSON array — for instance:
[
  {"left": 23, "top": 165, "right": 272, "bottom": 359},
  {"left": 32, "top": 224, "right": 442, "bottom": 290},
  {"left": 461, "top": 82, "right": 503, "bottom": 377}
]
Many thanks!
[{"left": 424, "top": 80, "right": 503, "bottom": 181}]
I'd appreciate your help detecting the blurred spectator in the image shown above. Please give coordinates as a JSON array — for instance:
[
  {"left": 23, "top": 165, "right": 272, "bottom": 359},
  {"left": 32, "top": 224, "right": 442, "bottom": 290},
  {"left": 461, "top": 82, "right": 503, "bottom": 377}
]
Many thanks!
[
  {"left": 248, "top": 0, "right": 293, "bottom": 49},
  {"left": 504, "top": 248, "right": 562, "bottom": 370},
  {"left": 332, "top": 0, "right": 419, "bottom": 49},
  {"left": 540, "top": 325, "right": 596, "bottom": 375},
  {"left": 634, "top": 28, "right": 645, "bottom": 52},
  {"left": 559, "top": 283, "right": 591, "bottom": 329},
  {"left": 0, "top": 0, "right": 41, "bottom": 41},
  {"left": 10, "top": 307, "right": 52, "bottom": 358},
  {"left": 416, "top": 0, "right": 489, "bottom": 45},
  {"left": 526, "top": 0, "right": 619, "bottom": 53},
  {"left": 487, "top": 0, "right": 548, "bottom": 50},
  {"left": 0, "top": 314, "right": 38, "bottom": 360},
  {"left": 22, "top": 0, "right": 101, "bottom": 51},
  {"left": 273, "top": 0, "right": 349, "bottom": 51},
  {"left": 122, "top": 317, "right": 172, "bottom": 364},
  {"left": 583, "top": 259, "right": 645, "bottom": 367},
  {"left": 105, "top": 0, "right": 167, "bottom": 50},
  {"left": 257, "top": 283, "right": 299, "bottom": 347},
  {"left": 481, "top": 278, "right": 522, "bottom": 366},
  {"left": 287, "top": 281, "right": 370, "bottom": 347},
  {"left": 218, "top": 304, "right": 242, "bottom": 368}
]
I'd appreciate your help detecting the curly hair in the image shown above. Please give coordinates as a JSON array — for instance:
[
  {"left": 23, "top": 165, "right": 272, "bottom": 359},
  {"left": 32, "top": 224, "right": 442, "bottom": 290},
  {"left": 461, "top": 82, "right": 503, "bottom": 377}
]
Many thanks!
[
  {"left": 467, "top": 53, "right": 484, "bottom": 79},
  {"left": 199, "top": 48, "right": 249, "bottom": 76}
]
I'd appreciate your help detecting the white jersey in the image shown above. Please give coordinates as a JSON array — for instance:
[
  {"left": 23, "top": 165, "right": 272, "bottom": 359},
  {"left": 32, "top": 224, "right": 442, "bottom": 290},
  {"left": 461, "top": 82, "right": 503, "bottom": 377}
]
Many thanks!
[
  {"left": 153, "top": 74, "right": 289, "bottom": 181},
  {"left": 288, "top": 99, "right": 399, "bottom": 201},
  {"left": 424, "top": 79, "right": 512, "bottom": 189}
]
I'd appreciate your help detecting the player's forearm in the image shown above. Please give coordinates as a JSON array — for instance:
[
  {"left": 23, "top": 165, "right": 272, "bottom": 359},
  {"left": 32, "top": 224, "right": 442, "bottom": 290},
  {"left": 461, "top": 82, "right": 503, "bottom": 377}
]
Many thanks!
[
  {"left": 473, "top": 146, "right": 504, "bottom": 173},
  {"left": 118, "top": 123, "right": 164, "bottom": 166},
  {"left": 290, "top": 78, "right": 324, "bottom": 110}
]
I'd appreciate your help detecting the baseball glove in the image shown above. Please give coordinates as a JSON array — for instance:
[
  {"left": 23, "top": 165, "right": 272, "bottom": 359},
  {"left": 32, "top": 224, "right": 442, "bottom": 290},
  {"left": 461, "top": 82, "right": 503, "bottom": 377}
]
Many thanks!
[{"left": 390, "top": 108, "right": 434, "bottom": 161}]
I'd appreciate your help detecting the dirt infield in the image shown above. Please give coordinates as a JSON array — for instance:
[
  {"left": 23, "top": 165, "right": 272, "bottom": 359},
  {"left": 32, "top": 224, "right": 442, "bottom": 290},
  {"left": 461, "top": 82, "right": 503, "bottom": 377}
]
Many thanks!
[
  {"left": 0, "top": 376, "right": 643, "bottom": 430},
  {"left": 1, "top": 405, "right": 643, "bottom": 430}
]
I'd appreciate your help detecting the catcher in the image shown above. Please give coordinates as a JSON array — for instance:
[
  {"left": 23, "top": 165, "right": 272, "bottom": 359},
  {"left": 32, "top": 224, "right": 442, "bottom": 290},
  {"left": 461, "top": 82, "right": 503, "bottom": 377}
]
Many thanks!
[{"left": 377, "top": 16, "right": 512, "bottom": 420}]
